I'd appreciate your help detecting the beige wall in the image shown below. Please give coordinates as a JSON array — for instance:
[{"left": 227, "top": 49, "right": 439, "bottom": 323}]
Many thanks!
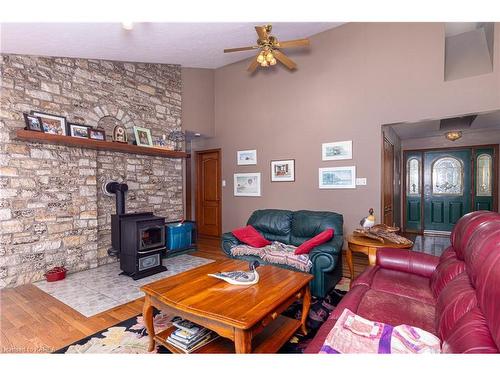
[
  {"left": 194, "top": 22, "right": 500, "bottom": 236},
  {"left": 181, "top": 67, "right": 215, "bottom": 137}
]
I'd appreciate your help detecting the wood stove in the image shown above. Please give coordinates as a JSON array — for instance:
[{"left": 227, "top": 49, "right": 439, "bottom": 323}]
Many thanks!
[{"left": 105, "top": 181, "right": 167, "bottom": 280}]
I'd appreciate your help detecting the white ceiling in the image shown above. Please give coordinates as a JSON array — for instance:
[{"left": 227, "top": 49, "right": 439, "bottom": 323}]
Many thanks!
[
  {"left": 389, "top": 110, "right": 500, "bottom": 140},
  {"left": 0, "top": 22, "right": 343, "bottom": 68}
]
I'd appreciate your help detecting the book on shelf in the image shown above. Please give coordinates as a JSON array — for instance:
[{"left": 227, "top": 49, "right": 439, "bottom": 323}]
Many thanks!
[
  {"left": 167, "top": 331, "right": 219, "bottom": 353},
  {"left": 171, "top": 328, "right": 210, "bottom": 344},
  {"left": 172, "top": 318, "right": 203, "bottom": 335}
]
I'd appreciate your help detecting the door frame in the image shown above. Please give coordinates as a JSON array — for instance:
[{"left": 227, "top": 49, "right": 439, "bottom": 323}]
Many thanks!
[
  {"left": 402, "top": 144, "right": 498, "bottom": 233},
  {"left": 381, "top": 136, "right": 395, "bottom": 226},
  {"left": 195, "top": 148, "right": 222, "bottom": 238}
]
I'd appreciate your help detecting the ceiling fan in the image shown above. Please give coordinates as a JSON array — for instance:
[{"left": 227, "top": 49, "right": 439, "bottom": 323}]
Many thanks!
[{"left": 224, "top": 24, "right": 310, "bottom": 72}]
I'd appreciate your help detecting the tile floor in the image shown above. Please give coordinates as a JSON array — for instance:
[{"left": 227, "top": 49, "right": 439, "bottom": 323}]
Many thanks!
[
  {"left": 34, "top": 254, "right": 214, "bottom": 317},
  {"left": 410, "top": 235, "right": 451, "bottom": 257}
]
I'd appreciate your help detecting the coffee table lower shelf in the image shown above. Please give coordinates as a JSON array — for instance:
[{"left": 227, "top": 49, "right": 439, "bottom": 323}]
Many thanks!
[{"left": 154, "top": 315, "right": 301, "bottom": 354}]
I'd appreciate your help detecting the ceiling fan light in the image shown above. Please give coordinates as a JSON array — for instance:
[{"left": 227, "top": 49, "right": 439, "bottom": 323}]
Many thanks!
[
  {"left": 256, "top": 53, "right": 265, "bottom": 63},
  {"left": 445, "top": 131, "right": 463, "bottom": 141},
  {"left": 265, "top": 52, "right": 274, "bottom": 62},
  {"left": 260, "top": 60, "right": 269, "bottom": 67},
  {"left": 270, "top": 58, "right": 277, "bottom": 66}
]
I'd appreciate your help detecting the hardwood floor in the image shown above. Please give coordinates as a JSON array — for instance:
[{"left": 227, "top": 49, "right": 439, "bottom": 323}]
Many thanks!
[{"left": 0, "top": 234, "right": 396, "bottom": 353}]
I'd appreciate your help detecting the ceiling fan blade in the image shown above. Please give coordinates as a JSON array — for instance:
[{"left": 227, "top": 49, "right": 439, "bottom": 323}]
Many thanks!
[
  {"left": 276, "top": 38, "right": 310, "bottom": 48},
  {"left": 273, "top": 50, "right": 297, "bottom": 70},
  {"left": 224, "top": 46, "right": 260, "bottom": 53},
  {"left": 255, "top": 26, "right": 268, "bottom": 41},
  {"left": 247, "top": 56, "right": 260, "bottom": 73}
]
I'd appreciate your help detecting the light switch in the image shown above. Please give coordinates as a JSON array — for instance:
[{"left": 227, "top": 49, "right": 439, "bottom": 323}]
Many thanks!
[
  {"left": 222, "top": 180, "right": 226, "bottom": 187},
  {"left": 356, "top": 178, "right": 367, "bottom": 186}
]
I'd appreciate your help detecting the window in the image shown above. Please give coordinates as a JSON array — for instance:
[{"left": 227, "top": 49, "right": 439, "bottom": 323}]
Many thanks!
[
  {"left": 432, "top": 157, "right": 463, "bottom": 195},
  {"left": 477, "top": 154, "right": 492, "bottom": 196},
  {"left": 407, "top": 158, "right": 420, "bottom": 196}
]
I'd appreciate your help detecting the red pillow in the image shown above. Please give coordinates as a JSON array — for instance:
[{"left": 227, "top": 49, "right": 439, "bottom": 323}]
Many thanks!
[
  {"left": 232, "top": 225, "right": 271, "bottom": 248},
  {"left": 294, "top": 228, "right": 334, "bottom": 255}
]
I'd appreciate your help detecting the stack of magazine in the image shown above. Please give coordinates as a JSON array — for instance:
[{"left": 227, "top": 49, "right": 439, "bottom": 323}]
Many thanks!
[{"left": 167, "top": 318, "right": 219, "bottom": 353}]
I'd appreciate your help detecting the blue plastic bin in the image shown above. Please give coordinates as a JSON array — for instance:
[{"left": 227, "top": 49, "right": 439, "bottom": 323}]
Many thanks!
[{"left": 166, "top": 222, "right": 194, "bottom": 251}]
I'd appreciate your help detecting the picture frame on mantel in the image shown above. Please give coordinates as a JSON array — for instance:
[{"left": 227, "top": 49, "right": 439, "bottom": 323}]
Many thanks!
[
  {"left": 31, "top": 111, "right": 67, "bottom": 136},
  {"left": 322, "top": 140, "right": 352, "bottom": 161},
  {"left": 237, "top": 149, "right": 257, "bottom": 165},
  {"left": 234, "top": 173, "right": 261, "bottom": 197}
]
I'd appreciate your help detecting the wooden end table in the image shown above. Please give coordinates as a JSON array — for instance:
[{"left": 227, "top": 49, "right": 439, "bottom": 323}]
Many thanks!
[
  {"left": 346, "top": 234, "right": 413, "bottom": 284},
  {"left": 140, "top": 259, "right": 313, "bottom": 354}
]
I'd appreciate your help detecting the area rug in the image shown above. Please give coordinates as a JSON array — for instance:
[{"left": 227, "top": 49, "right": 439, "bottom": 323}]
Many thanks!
[
  {"left": 35, "top": 255, "right": 214, "bottom": 317},
  {"left": 55, "top": 286, "right": 347, "bottom": 354}
]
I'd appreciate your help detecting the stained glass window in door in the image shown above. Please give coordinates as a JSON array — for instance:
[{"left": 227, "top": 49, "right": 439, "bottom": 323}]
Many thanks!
[
  {"left": 407, "top": 158, "right": 420, "bottom": 196},
  {"left": 432, "top": 157, "right": 463, "bottom": 195},
  {"left": 477, "top": 154, "right": 492, "bottom": 196}
]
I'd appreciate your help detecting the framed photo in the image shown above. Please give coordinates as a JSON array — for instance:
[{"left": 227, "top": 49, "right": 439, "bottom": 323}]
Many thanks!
[
  {"left": 113, "top": 124, "right": 128, "bottom": 143},
  {"left": 270, "top": 159, "right": 295, "bottom": 182},
  {"left": 134, "top": 126, "right": 153, "bottom": 147},
  {"left": 89, "top": 128, "right": 106, "bottom": 141},
  {"left": 234, "top": 173, "right": 261, "bottom": 197},
  {"left": 31, "top": 111, "right": 67, "bottom": 135},
  {"left": 23, "top": 113, "right": 44, "bottom": 132},
  {"left": 319, "top": 166, "right": 356, "bottom": 189},
  {"left": 68, "top": 123, "right": 91, "bottom": 139},
  {"left": 322, "top": 140, "right": 352, "bottom": 161},
  {"left": 237, "top": 149, "right": 257, "bottom": 165}
]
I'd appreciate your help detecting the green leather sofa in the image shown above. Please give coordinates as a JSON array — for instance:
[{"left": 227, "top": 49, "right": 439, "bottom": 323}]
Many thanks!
[{"left": 221, "top": 209, "right": 343, "bottom": 298}]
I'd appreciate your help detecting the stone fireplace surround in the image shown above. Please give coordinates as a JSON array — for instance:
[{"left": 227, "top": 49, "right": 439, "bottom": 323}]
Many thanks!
[{"left": 0, "top": 54, "right": 184, "bottom": 288}]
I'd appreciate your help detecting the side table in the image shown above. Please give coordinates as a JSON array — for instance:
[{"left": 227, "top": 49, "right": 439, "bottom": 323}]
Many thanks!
[{"left": 346, "top": 234, "right": 413, "bottom": 284}]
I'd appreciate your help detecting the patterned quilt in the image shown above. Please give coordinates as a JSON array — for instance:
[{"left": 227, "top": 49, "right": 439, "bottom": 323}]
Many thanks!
[{"left": 230, "top": 241, "right": 313, "bottom": 272}]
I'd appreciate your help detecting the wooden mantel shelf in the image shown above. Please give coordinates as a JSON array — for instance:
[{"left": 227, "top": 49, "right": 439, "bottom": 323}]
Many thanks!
[{"left": 15, "top": 129, "right": 190, "bottom": 158}]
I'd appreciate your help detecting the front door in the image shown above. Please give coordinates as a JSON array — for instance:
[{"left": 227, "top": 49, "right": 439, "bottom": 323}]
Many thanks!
[
  {"left": 195, "top": 149, "right": 222, "bottom": 237},
  {"left": 423, "top": 149, "right": 472, "bottom": 232}
]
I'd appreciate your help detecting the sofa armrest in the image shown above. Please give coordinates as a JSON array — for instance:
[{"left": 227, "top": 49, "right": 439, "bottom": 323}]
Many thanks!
[
  {"left": 310, "top": 236, "right": 343, "bottom": 256},
  {"left": 221, "top": 232, "right": 241, "bottom": 256},
  {"left": 376, "top": 248, "right": 439, "bottom": 278}
]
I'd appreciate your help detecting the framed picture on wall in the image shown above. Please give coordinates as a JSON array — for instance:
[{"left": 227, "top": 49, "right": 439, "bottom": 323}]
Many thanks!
[
  {"left": 322, "top": 140, "right": 352, "bottom": 161},
  {"left": 270, "top": 159, "right": 295, "bottom": 182},
  {"left": 237, "top": 149, "right": 257, "bottom": 165},
  {"left": 234, "top": 173, "right": 261, "bottom": 196},
  {"left": 319, "top": 166, "right": 356, "bottom": 189}
]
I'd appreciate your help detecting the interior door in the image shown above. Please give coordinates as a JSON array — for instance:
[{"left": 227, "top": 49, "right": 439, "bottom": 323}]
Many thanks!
[
  {"left": 404, "top": 151, "right": 423, "bottom": 232},
  {"left": 195, "top": 149, "right": 222, "bottom": 237},
  {"left": 423, "top": 149, "right": 472, "bottom": 232},
  {"left": 474, "top": 147, "right": 495, "bottom": 211},
  {"left": 383, "top": 137, "right": 394, "bottom": 226}
]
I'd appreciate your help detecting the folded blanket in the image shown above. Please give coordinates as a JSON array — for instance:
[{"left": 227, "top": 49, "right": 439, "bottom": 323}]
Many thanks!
[
  {"left": 230, "top": 241, "right": 312, "bottom": 272},
  {"left": 320, "top": 308, "right": 441, "bottom": 354}
]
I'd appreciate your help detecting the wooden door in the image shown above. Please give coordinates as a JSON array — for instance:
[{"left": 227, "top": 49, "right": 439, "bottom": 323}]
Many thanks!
[
  {"left": 382, "top": 137, "right": 394, "bottom": 226},
  {"left": 195, "top": 149, "right": 222, "bottom": 237},
  {"left": 423, "top": 149, "right": 472, "bottom": 232}
]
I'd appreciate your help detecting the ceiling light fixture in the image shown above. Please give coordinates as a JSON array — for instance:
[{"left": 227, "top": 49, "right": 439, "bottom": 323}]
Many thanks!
[
  {"left": 445, "top": 131, "right": 463, "bottom": 141},
  {"left": 122, "top": 22, "right": 134, "bottom": 31}
]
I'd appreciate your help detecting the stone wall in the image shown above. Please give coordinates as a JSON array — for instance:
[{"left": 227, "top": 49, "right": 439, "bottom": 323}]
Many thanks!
[{"left": 0, "top": 54, "right": 184, "bottom": 288}]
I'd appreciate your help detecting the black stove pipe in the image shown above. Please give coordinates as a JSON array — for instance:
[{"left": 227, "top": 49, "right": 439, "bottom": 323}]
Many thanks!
[{"left": 105, "top": 181, "right": 128, "bottom": 215}]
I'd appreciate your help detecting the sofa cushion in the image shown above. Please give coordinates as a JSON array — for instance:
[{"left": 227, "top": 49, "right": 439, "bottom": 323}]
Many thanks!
[
  {"left": 451, "top": 211, "right": 498, "bottom": 260},
  {"left": 295, "top": 228, "right": 334, "bottom": 255},
  {"left": 430, "top": 255, "right": 466, "bottom": 298},
  {"left": 435, "top": 272, "right": 477, "bottom": 341},
  {"left": 290, "top": 210, "right": 343, "bottom": 247},
  {"left": 369, "top": 268, "right": 435, "bottom": 305},
  {"left": 356, "top": 289, "right": 436, "bottom": 335},
  {"left": 232, "top": 225, "right": 271, "bottom": 248},
  {"left": 247, "top": 209, "right": 293, "bottom": 243}
]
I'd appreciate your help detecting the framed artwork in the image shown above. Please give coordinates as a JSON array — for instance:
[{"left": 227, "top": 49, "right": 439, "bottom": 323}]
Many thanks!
[
  {"left": 319, "top": 166, "right": 356, "bottom": 189},
  {"left": 31, "top": 111, "right": 67, "bottom": 135},
  {"left": 134, "top": 126, "right": 153, "bottom": 147},
  {"left": 89, "top": 128, "right": 106, "bottom": 141},
  {"left": 270, "top": 159, "right": 295, "bottom": 182},
  {"left": 234, "top": 173, "right": 261, "bottom": 197},
  {"left": 113, "top": 124, "right": 128, "bottom": 143},
  {"left": 322, "top": 140, "right": 353, "bottom": 161},
  {"left": 23, "top": 113, "right": 44, "bottom": 132},
  {"left": 237, "top": 149, "right": 257, "bottom": 165},
  {"left": 68, "top": 123, "right": 91, "bottom": 139}
]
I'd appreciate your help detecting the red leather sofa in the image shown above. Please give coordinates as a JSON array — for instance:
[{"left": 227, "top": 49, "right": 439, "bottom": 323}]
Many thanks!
[{"left": 305, "top": 211, "right": 500, "bottom": 353}]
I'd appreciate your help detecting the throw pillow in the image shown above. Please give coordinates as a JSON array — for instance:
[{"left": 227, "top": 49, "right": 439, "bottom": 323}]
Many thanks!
[
  {"left": 232, "top": 225, "right": 271, "bottom": 248},
  {"left": 294, "top": 228, "right": 334, "bottom": 255}
]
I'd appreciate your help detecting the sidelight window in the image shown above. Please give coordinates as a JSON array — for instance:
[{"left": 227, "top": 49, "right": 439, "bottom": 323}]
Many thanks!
[
  {"left": 432, "top": 157, "right": 464, "bottom": 195},
  {"left": 476, "top": 154, "right": 492, "bottom": 197},
  {"left": 407, "top": 158, "right": 420, "bottom": 196}
]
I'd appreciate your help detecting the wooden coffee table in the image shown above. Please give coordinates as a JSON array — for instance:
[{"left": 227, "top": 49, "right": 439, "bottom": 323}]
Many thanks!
[
  {"left": 346, "top": 234, "right": 413, "bottom": 284},
  {"left": 140, "top": 259, "right": 313, "bottom": 354}
]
